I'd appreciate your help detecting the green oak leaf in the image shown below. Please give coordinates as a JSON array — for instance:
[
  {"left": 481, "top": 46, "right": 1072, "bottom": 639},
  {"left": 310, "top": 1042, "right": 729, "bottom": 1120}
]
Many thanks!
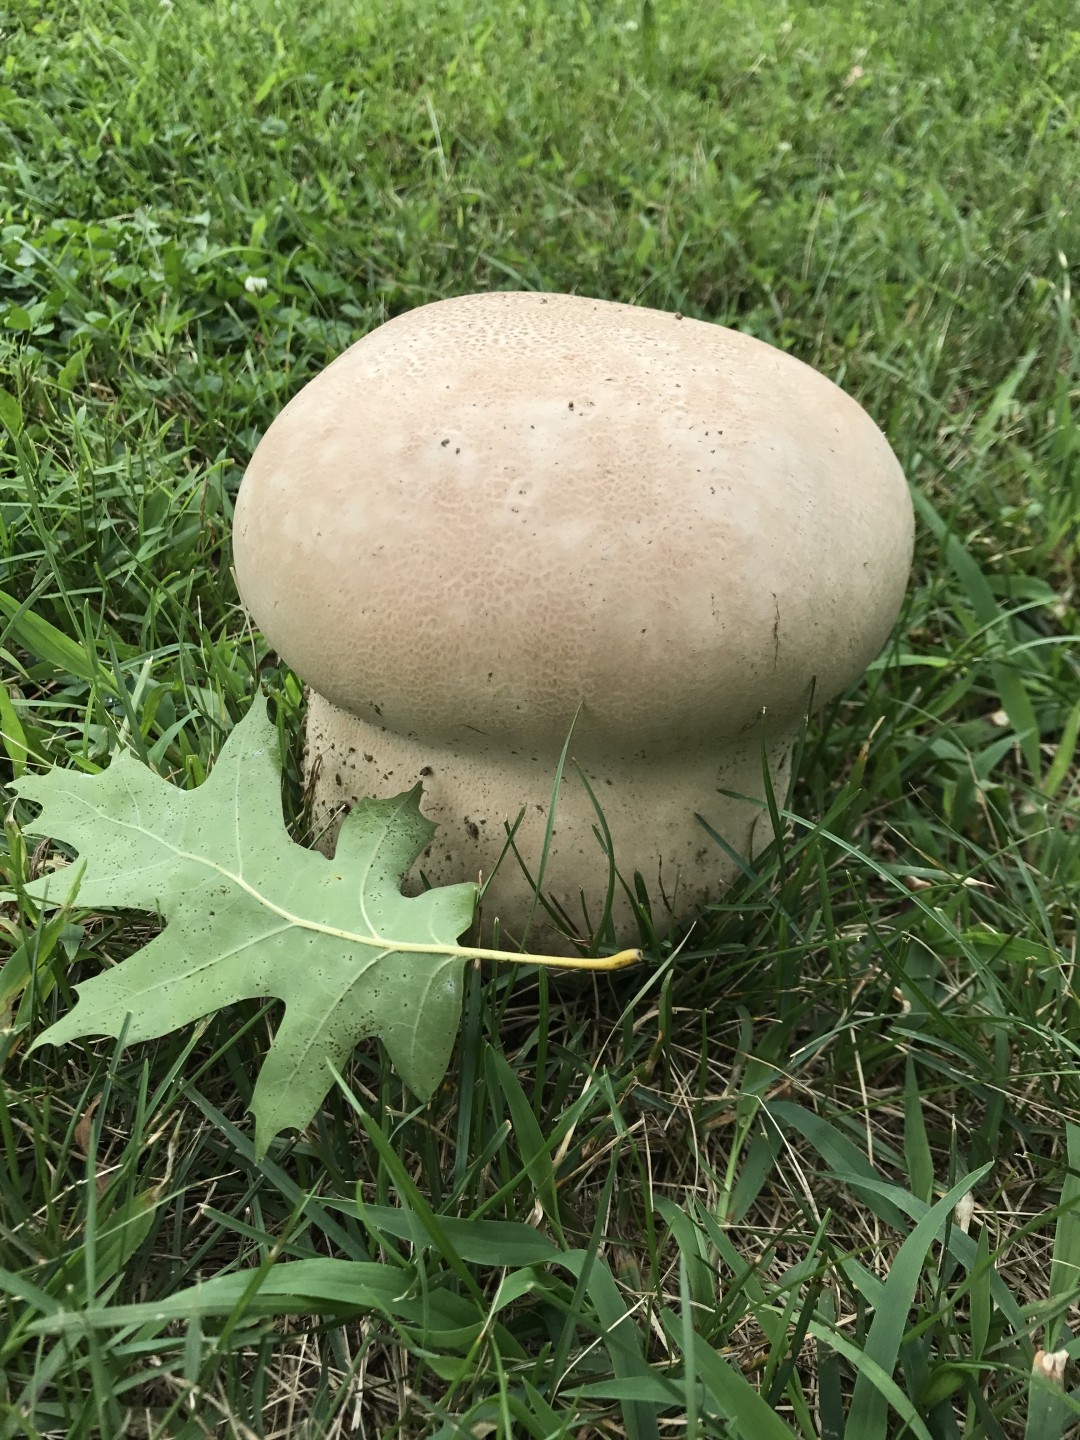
[{"left": 12, "top": 699, "right": 478, "bottom": 1156}]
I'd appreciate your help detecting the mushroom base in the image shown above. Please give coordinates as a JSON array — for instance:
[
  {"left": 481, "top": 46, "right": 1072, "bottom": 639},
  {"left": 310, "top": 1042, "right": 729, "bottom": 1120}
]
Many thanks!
[{"left": 303, "top": 691, "right": 793, "bottom": 955}]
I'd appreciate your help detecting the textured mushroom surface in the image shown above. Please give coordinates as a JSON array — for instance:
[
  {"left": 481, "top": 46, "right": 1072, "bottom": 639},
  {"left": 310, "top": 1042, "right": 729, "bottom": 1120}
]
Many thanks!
[{"left": 234, "top": 292, "right": 914, "bottom": 946}]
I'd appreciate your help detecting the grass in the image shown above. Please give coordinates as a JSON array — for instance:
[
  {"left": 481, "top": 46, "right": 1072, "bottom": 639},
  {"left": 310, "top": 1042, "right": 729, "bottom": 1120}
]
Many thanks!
[{"left": 0, "top": 0, "right": 1078, "bottom": 1434}]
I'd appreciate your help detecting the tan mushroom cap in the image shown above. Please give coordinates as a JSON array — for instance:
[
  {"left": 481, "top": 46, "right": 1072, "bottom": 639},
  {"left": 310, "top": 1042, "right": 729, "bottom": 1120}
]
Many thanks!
[{"left": 234, "top": 292, "right": 913, "bottom": 767}]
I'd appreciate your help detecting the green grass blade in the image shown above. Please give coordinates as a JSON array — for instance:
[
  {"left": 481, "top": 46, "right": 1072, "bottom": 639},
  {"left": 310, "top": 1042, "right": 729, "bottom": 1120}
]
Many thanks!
[
  {"left": 1046, "top": 1124, "right": 1080, "bottom": 1352},
  {"left": 903, "top": 1057, "right": 934, "bottom": 1205},
  {"left": 804, "top": 1318, "right": 936, "bottom": 1440},
  {"left": 486, "top": 1044, "right": 564, "bottom": 1241},
  {"left": 846, "top": 1167, "right": 992, "bottom": 1436},
  {"left": 692, "top": 1337, "right": 799, "bottom": 1439}
]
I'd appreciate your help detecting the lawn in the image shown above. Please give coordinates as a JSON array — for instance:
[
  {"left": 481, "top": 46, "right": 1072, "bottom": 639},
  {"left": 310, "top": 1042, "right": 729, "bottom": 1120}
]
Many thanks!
[{"left": 1, "top": 0, "right": 1078, "bottom": 1436}]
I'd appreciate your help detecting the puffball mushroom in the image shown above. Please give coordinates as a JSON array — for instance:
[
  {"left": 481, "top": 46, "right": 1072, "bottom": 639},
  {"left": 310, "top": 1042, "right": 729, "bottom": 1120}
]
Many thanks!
[{"left": 233, "top": 292, "right": 913, "bottom": 951}]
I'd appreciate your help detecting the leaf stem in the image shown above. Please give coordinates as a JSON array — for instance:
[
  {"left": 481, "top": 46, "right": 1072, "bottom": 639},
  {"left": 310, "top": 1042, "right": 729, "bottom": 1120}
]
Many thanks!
[{"left": 468, "top": 945, "right": 643, "bottom": 970}]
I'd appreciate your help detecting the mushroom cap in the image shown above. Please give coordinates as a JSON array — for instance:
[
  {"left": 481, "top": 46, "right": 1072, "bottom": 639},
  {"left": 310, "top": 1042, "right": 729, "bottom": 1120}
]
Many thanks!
[{"left": 234, "top": 293, "right": 913, "bottom": 760}]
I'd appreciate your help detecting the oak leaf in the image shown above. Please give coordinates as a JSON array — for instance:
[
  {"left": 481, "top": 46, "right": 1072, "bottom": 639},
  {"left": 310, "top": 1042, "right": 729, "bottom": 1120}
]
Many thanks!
[{"left": 14, "top": 700, "right": 478, "bottom": 1154}]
